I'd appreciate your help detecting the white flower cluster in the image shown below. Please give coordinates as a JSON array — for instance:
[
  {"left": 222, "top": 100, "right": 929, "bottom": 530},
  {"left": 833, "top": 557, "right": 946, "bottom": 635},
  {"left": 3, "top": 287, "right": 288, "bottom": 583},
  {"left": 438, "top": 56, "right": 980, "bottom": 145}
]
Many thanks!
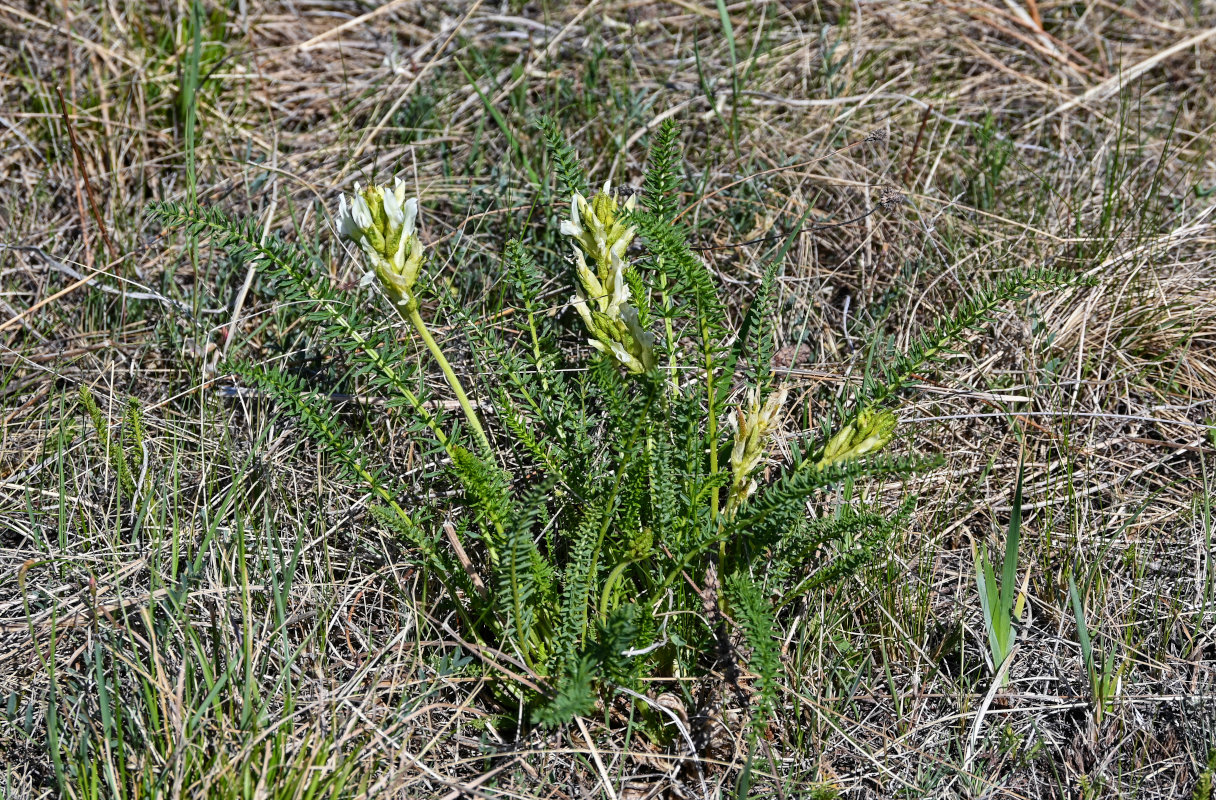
[
  {"left": 560, "top": 182, "right": 655, "bottom": 374},
  {"left": 336, "top": 178, "right": 424, "bottom": 309}
]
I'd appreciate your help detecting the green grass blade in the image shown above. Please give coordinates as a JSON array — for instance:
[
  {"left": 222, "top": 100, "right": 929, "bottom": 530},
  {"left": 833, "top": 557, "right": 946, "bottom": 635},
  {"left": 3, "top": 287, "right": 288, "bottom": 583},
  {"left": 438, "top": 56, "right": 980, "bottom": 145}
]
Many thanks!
[
  {"left": 1000, "top": 463, "right": 1024, "bottom": 621},
  {"left": 1068, "top": 573, "right": 1093, "bottom": 675},
  {"left": 456, "top": 58, "right": 540, "bottom": 186}
]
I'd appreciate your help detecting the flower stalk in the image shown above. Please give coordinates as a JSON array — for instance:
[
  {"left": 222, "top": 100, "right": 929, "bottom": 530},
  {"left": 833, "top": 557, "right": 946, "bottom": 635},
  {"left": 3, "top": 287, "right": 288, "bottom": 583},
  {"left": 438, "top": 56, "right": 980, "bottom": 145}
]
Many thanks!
[
  {"left": 337, "top": 179, "right": 492, "bottom": 456},
  {"left": 403, "top": 303, "right": 492, "bottom": 455}
]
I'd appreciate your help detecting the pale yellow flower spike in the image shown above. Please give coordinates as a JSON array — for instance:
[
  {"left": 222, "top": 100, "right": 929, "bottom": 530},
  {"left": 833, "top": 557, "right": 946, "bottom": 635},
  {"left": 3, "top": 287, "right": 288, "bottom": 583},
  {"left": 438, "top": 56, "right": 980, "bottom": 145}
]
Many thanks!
[
  {"left": 560, "top": 181, "right": 653, "bottom": 373},
  {"left": 725, "top": 384, "right": 789, "bottom": 518},
  {"left": 336, "top": 182, "right": 493, "bottom": 457}
]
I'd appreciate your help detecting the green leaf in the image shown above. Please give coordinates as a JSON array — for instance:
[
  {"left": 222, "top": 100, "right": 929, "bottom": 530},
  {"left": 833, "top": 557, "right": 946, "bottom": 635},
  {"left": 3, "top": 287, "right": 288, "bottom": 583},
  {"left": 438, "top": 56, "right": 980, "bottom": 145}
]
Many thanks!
[
  {"left": 642, "top": 119, "right": 683, "bottom": 222},
  {"left": 1068, "top": 573, "right": 1093, "bottom": 679},
  {"left": 726, "top": 572, "right": 780, "bottom": 732},
  {"left": 536, "top": 114, "right": 587, "bottom": 197}
]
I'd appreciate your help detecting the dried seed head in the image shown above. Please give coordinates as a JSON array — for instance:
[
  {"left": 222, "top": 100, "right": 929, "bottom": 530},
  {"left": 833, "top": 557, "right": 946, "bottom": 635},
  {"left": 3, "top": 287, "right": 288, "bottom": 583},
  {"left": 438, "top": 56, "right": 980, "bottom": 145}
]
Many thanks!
[
  {"left": 864, "top": 127, "right": 889, "bottom": 145},
  {"left": 878, "top": 186, "right": 906, "bottom": 210}
]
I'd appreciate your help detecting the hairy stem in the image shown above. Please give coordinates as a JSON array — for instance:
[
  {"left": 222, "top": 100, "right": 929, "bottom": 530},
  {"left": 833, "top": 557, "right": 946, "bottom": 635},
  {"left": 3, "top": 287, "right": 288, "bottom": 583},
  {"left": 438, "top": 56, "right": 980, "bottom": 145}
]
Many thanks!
[{"left": 402, "top": 300, "right": 493, "bottom": 457}]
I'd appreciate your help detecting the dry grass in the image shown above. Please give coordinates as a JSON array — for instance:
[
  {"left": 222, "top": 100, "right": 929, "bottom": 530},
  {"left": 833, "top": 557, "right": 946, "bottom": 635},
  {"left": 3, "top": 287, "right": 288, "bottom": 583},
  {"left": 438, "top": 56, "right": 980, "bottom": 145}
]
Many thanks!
[{"left": 2, "top": 1, "right": 1216, "bottom": 798}]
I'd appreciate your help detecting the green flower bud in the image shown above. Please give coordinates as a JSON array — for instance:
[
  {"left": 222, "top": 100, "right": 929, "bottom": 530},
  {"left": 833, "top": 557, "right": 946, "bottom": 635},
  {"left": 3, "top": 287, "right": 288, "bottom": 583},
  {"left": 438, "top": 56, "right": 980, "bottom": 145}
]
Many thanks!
[
  {"left": 562, "top": 181, "right": 638, "bottom": 278},
  {"left": 852, "top": 407, "right": 898, "bottom": 456},
  {"left": 816, "top": 407, "right": 897, "bottom": 470},
  {"left": 819, "top": 422, "right": 857, "bottom": 466},
  {"left": 626, "top": 526, "right": 653, "bottom": 560}
]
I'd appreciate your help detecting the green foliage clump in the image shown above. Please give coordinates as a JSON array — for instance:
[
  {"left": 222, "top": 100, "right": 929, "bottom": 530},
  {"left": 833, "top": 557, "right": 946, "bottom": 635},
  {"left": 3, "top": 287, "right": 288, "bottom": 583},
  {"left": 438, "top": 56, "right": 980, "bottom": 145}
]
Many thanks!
[
  {"left": 78, "top": 386, "right": 145, "bottom": 497},
  {"left": 147, "top": 119, "right": 1078, "bottom": 735},
  {"left": 1194, "top": 748, "right": 1216, "bottom": 800}
]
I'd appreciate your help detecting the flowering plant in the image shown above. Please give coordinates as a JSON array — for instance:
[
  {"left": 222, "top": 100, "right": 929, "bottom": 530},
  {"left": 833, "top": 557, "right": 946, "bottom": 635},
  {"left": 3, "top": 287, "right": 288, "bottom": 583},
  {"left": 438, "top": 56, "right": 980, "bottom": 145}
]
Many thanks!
[{"left": 336, "top": 179, "right": 491, "bottom": 454}]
